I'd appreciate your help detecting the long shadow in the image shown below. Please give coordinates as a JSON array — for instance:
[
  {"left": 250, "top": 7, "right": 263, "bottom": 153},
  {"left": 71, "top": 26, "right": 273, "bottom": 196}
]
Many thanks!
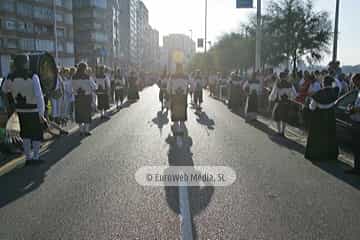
[
  {"left": 151, "top": 110, "right": 169, "bottom": 136},
  {"left": 248, "top": 120, "right": 360, "bottom": 190},
  {"left": 195, "top": 110, "right": 215, "bottom": 131},
  {"left": 0, "top": 116, "right": 113, "bottom": 208},
  {"left": 164, "top": 125, "right": 214, "bottom": 239}
]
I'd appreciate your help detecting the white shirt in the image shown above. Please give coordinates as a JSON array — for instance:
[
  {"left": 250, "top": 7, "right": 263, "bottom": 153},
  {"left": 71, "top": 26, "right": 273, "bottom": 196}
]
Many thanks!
[{"left": 309, "top": 81, "right": 321, "bottom": 95}]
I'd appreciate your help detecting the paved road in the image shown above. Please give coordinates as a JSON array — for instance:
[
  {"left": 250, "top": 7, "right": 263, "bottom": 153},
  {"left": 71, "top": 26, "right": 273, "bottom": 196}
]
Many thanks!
[{"left": 1, "top": 86, "right": 359, "bottom": 240}]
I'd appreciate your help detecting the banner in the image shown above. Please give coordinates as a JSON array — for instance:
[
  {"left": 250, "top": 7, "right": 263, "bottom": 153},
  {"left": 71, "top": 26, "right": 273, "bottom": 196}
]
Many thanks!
[{"left": 236, "top": 0, "right": 253, "bottom": 8}]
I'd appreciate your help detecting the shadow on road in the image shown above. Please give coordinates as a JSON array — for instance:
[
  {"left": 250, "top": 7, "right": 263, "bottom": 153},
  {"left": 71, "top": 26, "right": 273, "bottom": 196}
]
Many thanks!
[
  {"left": 151, "top": 110, "right": 169, "bottom": 136},
  {"left": 248, "top": 120, "right": 360, "bottom": 190},
  {"left": 164, "top": 125, "right": 214, "bottom": 239},
  {"left": 195, "top": 110, "right": 215, "bottom": 131},
  {"left": 0, "top": 116, "right": 111, "bottom": 208}
]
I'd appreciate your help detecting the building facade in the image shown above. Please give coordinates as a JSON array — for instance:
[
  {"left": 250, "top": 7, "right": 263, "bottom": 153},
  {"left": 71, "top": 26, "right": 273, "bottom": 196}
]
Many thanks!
[
  {"left": 118, "top": 0, "right": 138, "bottom": 69},
  {"left": 0, "top": 0, "right": 75, "bottom": 77},
  {"left": 162, "top": 34, "right": 196, "bottom": 73},
  {"left": 136, "top": 0, "right": 148, "bottom": 70}
]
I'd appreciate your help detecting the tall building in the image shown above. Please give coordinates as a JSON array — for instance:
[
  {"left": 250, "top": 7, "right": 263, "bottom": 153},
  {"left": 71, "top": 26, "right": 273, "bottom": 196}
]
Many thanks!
[
  {"left": 119, "top": 0, "right": 138, "bottom": 69},
  {"left": 73, "top": 0, "right": 116, "bottom": 67},
  {"left": 136, "top": 0, "right": 148, "bottom": 70},
  {"left": 162, "top": 34, "right": 196, "bottom": 73},
  {"left": 0, "top": 0, "right": 75, "bottom": 77},
  {"left": 145, "top": 26, "right": 160, "bottom": 73}
]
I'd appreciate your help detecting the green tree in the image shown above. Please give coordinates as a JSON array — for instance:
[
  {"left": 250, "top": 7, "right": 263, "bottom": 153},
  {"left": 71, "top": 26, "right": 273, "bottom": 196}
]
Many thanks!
[{"left": 266, "top": 0, "right": 332, "bottom": 74}]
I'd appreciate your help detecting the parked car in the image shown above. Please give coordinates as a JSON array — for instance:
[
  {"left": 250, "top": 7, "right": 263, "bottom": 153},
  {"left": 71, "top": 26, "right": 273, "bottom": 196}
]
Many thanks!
[{"left": 335, "top": 90, "right": 359, "bottom": 143}]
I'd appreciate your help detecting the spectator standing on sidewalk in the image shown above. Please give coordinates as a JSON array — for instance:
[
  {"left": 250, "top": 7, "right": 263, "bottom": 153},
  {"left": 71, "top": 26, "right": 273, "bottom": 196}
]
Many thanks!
[
  {"left": 269, "top": 72, "right": 297, "bottom": 137},
  {"left": 2, "top": 55, "right": 46, "bottom": 164},
  {"left": 345, "top": 73, "right": 360, "bottom": 175},
  {"left": 305, "top": 76, "right": 339, "bottom": 162}
]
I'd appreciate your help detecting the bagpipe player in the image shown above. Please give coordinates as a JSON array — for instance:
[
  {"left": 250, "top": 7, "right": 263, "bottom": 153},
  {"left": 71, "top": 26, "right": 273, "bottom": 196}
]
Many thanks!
[{"left": 2, "top": 55, "right": 47, "bottom": 164}]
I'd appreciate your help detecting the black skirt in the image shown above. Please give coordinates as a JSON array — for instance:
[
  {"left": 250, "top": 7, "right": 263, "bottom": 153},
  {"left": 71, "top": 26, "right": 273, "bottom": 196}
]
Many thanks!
[
  {"left": 273, "top": 100, "right": 291, "bottom": 122},
  {"left": 246, "top": 92, "right": 258, "bottom": 113},
  {"left": 171, "top": 94, "right": 187, "bottom": 122},
  {"left": 228, "top": 85, "right": 241, "bottom": 109},
  {"left": 18, "top": 112, "right": 43, "bottom": 141},
  {"left": 305, "top": 108, "right": 338, "bottom": 161},
  {"left": 97, "top": 92, "right": 110, "bottom": 110},
  {"left": 75, "top": 94, "right": 92, "bottom": 123}
]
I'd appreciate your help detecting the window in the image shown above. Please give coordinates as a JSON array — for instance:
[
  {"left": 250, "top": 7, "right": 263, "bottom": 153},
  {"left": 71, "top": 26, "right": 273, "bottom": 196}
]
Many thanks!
[
  {"left": 25, "top": 23, "right": 34, "bottom": 33},
  {"left": 17, "top": 3, "right": 33, "bottom": 17},
  {"left": 56, "top": 28, "right": 65, "bottom": 38},
  {"left": 0, "top": 1, "right": 15, "bottom": 13},
  {"left": 17, "top": 21, "right": 25, "bottom": 32},
  {"left": 55, "top": 0, "right": 63, "bottom": 7},
  {"left": 5, "top": 19, "right": 16, "bottom": 30},
  {"left": 19, "top": 38, "right": 35, "bottom": 51},
  {"left": 66, "top": 42, "right": 74, "bottom": 54},
  {"left": 57, "top": 42, "right": 64, "bottom": 52},
  {"left": 6, "top": 39, "right": 18, "bottom": 48},
  {"left": 34, "top": 6, "right": 53, "bottom": 20},
  {"left": 56, "top": 13, "right": 63, "bottom": 22},
  {"left": 91, "top": 0, "right": 107, "bottom": 9},
  {"left": 36, "top": 39, "right": 54, "bottom": 51},
  {"left": 64, "top": 13, "right": 73, "bottom": 25}
]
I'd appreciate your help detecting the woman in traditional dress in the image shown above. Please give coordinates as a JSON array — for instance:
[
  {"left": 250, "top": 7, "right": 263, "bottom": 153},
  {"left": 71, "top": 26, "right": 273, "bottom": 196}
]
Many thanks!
[
  {"left": 305, "top": 76, "right": 339, "bottom": 161},
  {"left": 72, "top": 62, "right": 97, "bottom": 136},
  {"left": 167, "top": 63, "right": 188, "bottom": 137},
  {"left": 269, "top": 72, "right": 297, "bottom": 137},
  {"left": 113, "top": 69, "right": 126, "bottom": 109},
  {"left": 95, "top": 65, "right": 111, "bottom": 119},
  {"left": 244, "top": 72, "right": 261, "bottom": 122},
  {"left": 193, "top": 70, "right": 203, "bottom": 110},
  {"left": 127, "top": 71, "right": 140, "bottom": 101}
]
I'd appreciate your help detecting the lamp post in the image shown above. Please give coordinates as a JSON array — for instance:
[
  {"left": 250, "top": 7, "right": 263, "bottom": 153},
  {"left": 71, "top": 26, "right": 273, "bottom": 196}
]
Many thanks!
[
  {"left": 332, "top": 0, "right": 340, "bottom": 62},
  {"left": 53, "top": 0, "right": 58, "bottom": 65},
  {"left": 255, "top": 0, "right": 262, "bottom": 72},
  {"left": 204, "top": 0, "right": 208, "bottom": 54}
]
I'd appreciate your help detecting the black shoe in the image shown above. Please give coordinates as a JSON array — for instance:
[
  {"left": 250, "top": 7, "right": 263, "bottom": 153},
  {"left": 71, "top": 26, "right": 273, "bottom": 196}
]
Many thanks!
[
  {"left": 345, "top": 169, "right": 360, "bottom": 175},
  {"left": 85, "top": 132, "right": 92, "bottom": 136}
]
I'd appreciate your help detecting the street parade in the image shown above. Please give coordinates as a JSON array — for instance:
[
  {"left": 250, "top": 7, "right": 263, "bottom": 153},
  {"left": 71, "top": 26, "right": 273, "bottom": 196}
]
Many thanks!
[{"left": 0, "top": 0, "right": 360, "bottom": 239}]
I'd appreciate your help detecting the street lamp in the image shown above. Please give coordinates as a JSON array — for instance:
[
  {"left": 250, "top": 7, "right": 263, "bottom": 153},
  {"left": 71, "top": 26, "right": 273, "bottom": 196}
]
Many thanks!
[
  {"left": 204, "top": 0, "right": 208, "bottom": 54},
  {"left": 189, "top": 29, "right": 193, "bottom": 41},
  {"left": 332, "top": 0, "right": 340, "bottom": 62},
  {"left": 255, "top": 0, "right": 262, "bottom": 72}
]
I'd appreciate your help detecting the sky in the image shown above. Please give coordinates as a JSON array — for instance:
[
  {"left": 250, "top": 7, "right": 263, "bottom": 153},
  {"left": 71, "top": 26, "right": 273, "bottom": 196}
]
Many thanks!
[{"left": 142, "top": 0, "right": 360, "bottom": 66}]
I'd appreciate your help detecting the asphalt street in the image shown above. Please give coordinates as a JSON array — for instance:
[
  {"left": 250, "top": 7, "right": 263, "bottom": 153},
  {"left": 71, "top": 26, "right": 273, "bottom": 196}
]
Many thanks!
[{"left": 0, "top": 85, "right": 360, "bottom": 240}]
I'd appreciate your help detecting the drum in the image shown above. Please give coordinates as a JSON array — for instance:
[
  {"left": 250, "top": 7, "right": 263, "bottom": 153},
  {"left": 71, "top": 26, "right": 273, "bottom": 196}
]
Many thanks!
[{"left": 25, "top": 52, "right": 57, "bottom": 95}]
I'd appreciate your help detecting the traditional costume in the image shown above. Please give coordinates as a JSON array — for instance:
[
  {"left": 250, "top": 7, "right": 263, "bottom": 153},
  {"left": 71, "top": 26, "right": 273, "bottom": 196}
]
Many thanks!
[
  {"left": 62, "top": 73, "right": 75, "bottom": 121},
  {"left": 3, "top": 55, "right": 45, "bottom": 163},
  {"left": 168, "top": 65, "right": 188, "bottom": 129},
  {"left": 114, "top": 70, "right": 126, "bottom": 109},
  {"left": 244, "top": 77, "right": 261, "bottom": 121},
  {"left": 228, "top": 72, "right": 242, "bottom": 111},
  {"left": 159, "top": 74, "right": 169, "bottom": 111},
  {"left": 193, "top": 73, "right": 203, "bottom": 109},
  {"left": 72, "top": 63, "right": 96, "bottom": 136},
  {"left": 305, "top": 77, "right": 339, "bottom": 161},
  {"left": 127, "top": 71, "right": 139, "bottom": 101},
  {"left": 95, "top": 66, "right": 111, "bottom": 118},
  {"left": 269, "top": 73, "right": 296, "bottom": 136}
]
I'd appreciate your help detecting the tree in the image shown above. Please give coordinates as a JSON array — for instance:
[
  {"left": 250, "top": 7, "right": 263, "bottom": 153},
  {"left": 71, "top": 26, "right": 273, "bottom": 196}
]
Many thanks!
[{"left": 266, "top": 0, "right": 332, "bottom": 74}]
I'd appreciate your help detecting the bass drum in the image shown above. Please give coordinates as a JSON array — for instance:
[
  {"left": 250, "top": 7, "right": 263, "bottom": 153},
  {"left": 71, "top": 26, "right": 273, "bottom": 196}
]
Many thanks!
[{"left": 28, "top": 52, "right": 57, "bottom": 95}]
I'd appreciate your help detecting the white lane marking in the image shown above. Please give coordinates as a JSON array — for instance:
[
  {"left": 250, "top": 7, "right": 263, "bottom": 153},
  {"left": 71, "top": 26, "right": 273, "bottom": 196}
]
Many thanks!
[{"left": 179, "top": 183, "right": 193, "bottom": 240}]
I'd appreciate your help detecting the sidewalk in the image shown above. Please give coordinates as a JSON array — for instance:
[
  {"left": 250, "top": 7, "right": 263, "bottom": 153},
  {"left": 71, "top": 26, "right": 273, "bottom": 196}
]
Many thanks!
[
  {"left": 211, "top": 91, "right": 355, "bottom": 167},
  {"left": 0, "top": 104, "right": 120, "bottom": 177}
]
